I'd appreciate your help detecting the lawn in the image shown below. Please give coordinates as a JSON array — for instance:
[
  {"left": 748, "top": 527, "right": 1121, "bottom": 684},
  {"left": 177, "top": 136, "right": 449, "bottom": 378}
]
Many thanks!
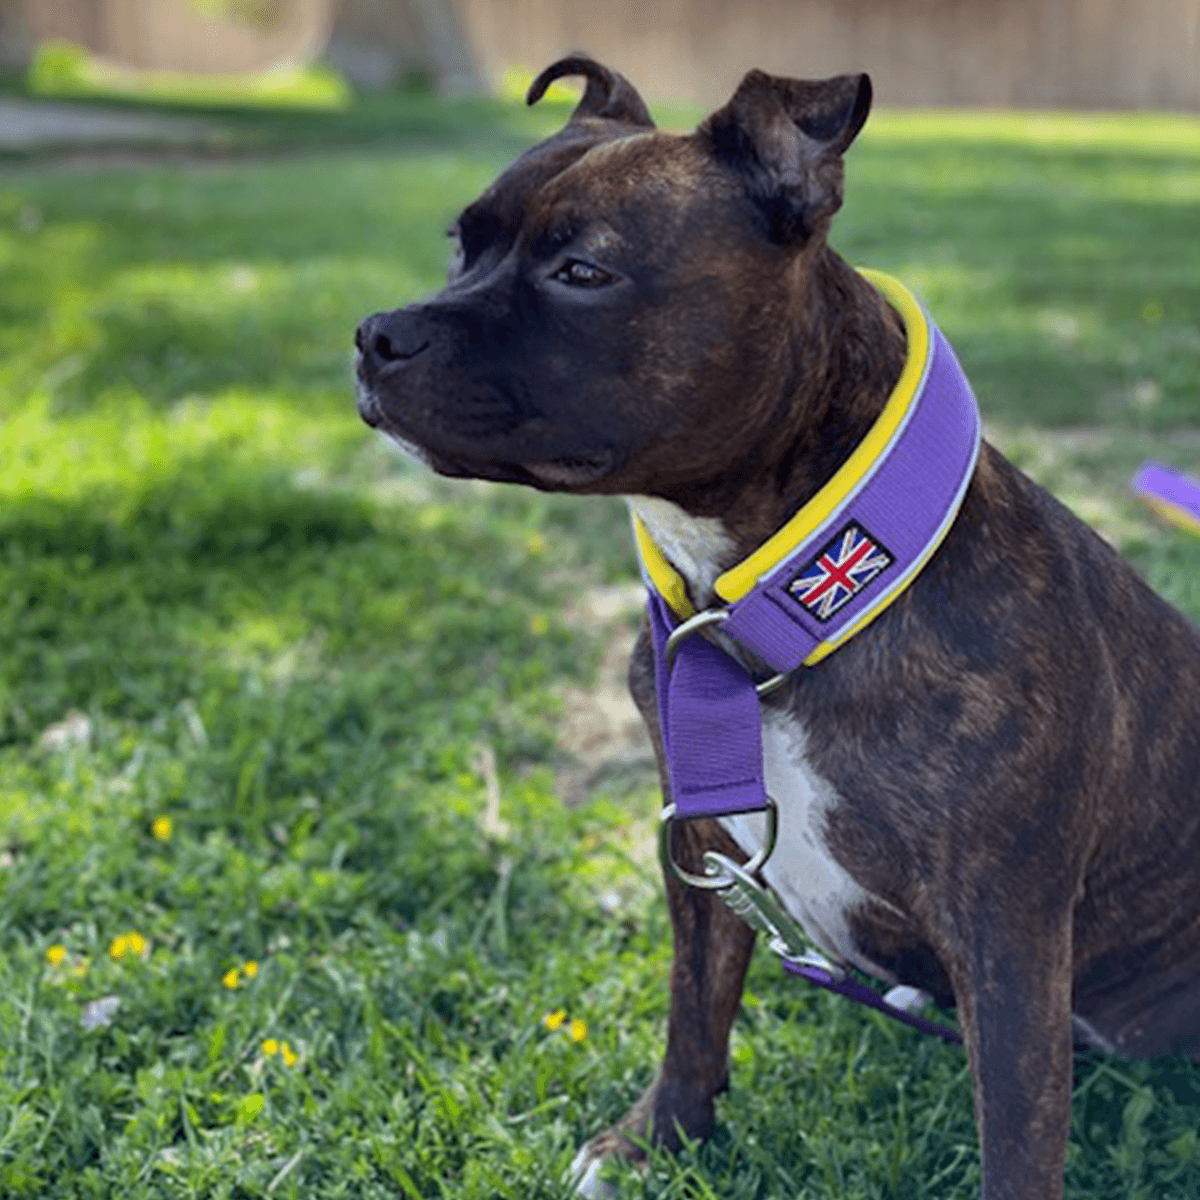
[{"left": 1, "top": 88, "right": 1199, "bottom": 1198}]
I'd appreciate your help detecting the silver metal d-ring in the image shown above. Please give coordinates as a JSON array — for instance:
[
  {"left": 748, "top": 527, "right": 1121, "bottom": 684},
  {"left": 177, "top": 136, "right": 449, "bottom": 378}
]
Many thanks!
[
  {"left": 664, "top": 607, "right": 729, "bottom": 674},
  {"left": 665, "top": 608, "right": 791, "bottom": 698},
  {"left": 755, "top": 671, "right": 789, "bottom": 697},
  {"left": 658, "top": 797, "right": 779, "bottom": 891}
]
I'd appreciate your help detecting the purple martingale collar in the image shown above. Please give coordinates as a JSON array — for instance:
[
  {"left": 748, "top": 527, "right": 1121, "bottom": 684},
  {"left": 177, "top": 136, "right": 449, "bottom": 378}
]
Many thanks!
[{"left": 636, "top": 271, "right": 979, "bottom": 1044}]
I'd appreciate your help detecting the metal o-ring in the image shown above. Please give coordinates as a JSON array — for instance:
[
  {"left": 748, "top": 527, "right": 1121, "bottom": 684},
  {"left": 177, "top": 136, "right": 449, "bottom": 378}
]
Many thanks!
[{"left": 658, "top": 798, "right": 779, "bottom": 891}]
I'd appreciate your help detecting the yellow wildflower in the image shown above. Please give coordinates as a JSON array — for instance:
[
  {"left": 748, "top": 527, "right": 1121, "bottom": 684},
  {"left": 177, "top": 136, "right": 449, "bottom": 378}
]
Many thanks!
[
  {"left": 126, "top": 932, "right": 147, "bottom": 956},
  {"left": 46, "top": 944, "right": 67, "bottom": 966},
  {"left": 543, "top": 1009, "right": 566, "bottom": 1031},
  {"left": 73, "top": 958, "right": 89, "bottom": 978},
  {"left": 109, "top": 936, "right": 128, "bottom": 960},
  {"left": 281, "top": 1041, "right": 298, "bottom": 1067},
  {"left": 262, "top": 1038, "right": 279, "bottom": 1056},
  {"left": 243, "top": 960, "right": 258, "bottom": 978},
  {"left": 221, "top": 968, "right": 240, "bottom": 990},
  {"left": 152, "top": 816, "right": 172, "bottom": 841},
  {"left": 571, "top": 1018, "right": 588, "bottom": 1044},
  {"left": 530, "top": 614, "right": 549, "bottom": 636},
  {"left": 527, "top": 531, "right": 547, "bottom": 556}
]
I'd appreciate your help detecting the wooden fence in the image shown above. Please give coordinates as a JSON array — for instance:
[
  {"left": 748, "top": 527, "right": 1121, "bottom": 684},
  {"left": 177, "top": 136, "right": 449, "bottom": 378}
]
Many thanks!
[{"left": 455, "top": 0, "right": 1200, "bottom": 110}]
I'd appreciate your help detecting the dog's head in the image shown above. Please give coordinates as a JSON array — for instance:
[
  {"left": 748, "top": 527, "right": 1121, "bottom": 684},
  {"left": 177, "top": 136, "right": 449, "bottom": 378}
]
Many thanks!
[{"left": 355, "top": 56, "right": 871, "bottom": 500}]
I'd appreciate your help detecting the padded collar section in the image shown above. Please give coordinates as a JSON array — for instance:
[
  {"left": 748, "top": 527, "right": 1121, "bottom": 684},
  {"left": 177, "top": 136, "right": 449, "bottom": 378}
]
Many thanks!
[{"left": 635, "top": 270, "right": 980, "bottom": 671}]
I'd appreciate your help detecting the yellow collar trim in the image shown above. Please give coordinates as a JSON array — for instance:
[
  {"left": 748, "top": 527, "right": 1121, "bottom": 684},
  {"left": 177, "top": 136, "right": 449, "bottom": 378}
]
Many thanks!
[{"left": 635, "top": 269, "right": 931, "bottom": 622}]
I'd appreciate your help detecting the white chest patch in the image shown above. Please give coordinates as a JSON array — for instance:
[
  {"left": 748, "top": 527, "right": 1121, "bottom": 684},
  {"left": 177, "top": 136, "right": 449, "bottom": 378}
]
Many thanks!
[
  {"left": 718, "top": 709, "right": 892, "bottom": 981},
  {"left": 625, "top": 495, "right": 733, "bottom": 608},
  {"left": 625, "top": 495, "right": 893, "bottom": 981}
]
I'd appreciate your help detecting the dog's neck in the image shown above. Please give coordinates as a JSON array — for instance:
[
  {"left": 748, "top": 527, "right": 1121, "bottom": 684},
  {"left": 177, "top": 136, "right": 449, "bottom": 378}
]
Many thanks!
[{"left": 628, "top": 253, "right": 907, "bottom": 610}]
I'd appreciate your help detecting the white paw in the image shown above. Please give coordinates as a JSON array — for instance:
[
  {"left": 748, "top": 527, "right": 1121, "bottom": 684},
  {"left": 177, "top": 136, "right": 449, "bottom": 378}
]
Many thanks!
[
  {"left": 883, "top": 984, "right": 933, "bottom": 1014},
  {"left": 568, "top": 1144, "right": 619, "bottom": 1199}
]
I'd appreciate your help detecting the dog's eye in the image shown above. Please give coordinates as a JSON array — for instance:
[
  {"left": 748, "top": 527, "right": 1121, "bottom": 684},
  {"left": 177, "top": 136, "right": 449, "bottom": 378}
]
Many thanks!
[{"left": 552, "top": 259, "right": 614, "bottom": 288}]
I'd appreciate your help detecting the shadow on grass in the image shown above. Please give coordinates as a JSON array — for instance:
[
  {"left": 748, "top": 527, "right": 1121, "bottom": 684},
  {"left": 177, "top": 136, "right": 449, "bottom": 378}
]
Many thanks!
[{"left": 0, "top": 452, "right": 591, "bottom": 763}]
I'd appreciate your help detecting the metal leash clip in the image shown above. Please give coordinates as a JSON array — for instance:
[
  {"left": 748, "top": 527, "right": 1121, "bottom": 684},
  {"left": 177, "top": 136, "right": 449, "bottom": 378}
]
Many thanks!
[{"left": 700, "top": 851, "right": 846, "bottom": 981}]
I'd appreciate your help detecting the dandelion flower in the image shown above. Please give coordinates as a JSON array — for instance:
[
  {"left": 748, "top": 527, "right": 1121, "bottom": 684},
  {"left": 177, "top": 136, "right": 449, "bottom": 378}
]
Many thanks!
[
  {"left": 243, "top": 960, "right": 258, "bottom": 979},
  {"left": 527, "top": 531, "right": 547, "bottom": 556},
  {"left": 530, "top": 614, "right": 549, "bottom": 636},
  {"left": 221, "top": 968, "right": 240, "bottom": 990},
  {"left": 109, "top": 936, "right": 128, "bottom": 960},
  {"left": 543, "top": 1009, "right": 566, "bottom": 1031},
  {"left": 46, "top": 944, "right": 67, "bottom": 966},
  {"left": 127, "top": 932, "right": 147, "bottom": 956},
  {"left": 571, "top": 1018, "right": 588, "bottom": 1044},
  {"left": 281, "top": 1042, "right": 298, "bottom": 1068},
  {"left": 152, "top": 816, "right": 172, "bottom": 841},
  {"left": 261, "top": 1038, "right": 279, "bottom": 1056}
]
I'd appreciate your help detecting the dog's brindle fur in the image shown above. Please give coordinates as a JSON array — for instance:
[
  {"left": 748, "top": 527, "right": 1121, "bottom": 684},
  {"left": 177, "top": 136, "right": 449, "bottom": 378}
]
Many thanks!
[{"left": 354, "top": 56, "right": 1200, "bottom": 1199}]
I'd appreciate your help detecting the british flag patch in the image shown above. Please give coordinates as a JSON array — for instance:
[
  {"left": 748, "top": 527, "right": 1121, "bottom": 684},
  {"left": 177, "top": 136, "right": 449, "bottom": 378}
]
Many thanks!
[{"left": 786, "top": 521, "right": 894, "bottom": 622}]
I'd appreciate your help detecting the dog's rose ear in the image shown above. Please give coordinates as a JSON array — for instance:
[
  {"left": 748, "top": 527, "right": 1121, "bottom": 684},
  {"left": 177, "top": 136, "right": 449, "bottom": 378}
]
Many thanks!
[
  {"left": 701, "top": 70, "right": 871, "bottom": 243},
  {"left": 527, "top": 55, "right": 655, "bottom": 129}
]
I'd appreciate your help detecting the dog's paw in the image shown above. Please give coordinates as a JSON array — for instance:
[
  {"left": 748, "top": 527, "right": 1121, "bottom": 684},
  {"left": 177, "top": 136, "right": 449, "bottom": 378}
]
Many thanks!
[
  {"left": 568, "top": 1133, "right": 649, "bottom": 1198},
  {"left": 568, "top": 1143, "right": 619, "bottom": 1199},
  {"left": 883, "top": 984, "right": 934, "bottom": 1014}
]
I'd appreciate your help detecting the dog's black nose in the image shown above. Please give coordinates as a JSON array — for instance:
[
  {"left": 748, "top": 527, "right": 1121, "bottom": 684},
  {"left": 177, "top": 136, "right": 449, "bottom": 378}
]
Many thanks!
[{"left": 355, "top": 311, "right": 430, "bottom": 375}]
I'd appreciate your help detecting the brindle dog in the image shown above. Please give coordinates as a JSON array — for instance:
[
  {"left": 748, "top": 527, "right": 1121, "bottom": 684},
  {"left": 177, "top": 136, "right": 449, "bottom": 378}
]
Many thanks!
[{"left": 354, "top": 55, "right": 1200, "bottom": 1200}]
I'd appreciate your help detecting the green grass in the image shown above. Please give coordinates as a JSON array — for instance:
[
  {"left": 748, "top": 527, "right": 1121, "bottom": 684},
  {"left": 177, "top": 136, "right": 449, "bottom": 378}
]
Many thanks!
[{"left": 1, "top": 94, "right": 1199, "bottom": 1197}]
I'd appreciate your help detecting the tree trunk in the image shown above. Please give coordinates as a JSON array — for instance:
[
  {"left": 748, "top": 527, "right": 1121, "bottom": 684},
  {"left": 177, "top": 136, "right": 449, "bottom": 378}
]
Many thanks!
[
  {"left": 323, "top": 0, "right": 485, "bottom": 94},
  {"left": 0, "top": 0, "right": 35, "bottom": 72}
]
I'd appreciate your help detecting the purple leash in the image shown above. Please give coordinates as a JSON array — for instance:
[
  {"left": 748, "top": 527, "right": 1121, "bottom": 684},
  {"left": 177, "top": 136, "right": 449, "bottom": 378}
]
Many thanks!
[{"left": 783, "top": 959, "right": 962, "bottom": 1045}]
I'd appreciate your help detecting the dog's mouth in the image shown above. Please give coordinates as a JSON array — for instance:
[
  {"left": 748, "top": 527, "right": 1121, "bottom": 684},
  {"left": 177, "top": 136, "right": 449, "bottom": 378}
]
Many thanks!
[
  {"left": 520, "top": 451, "right": 615, "bottom": 486},
  {"left": 370, "top": 414, "right": 617, "bottom": 488},
  {"left": 431, "top": 449, "right": 616, "bottom": 489},
  {"left": 358, "top": 383, "right": 617, "bottom": 489},
  {"left": 420, "top": 449, "right": 616, "bottom": 491}
]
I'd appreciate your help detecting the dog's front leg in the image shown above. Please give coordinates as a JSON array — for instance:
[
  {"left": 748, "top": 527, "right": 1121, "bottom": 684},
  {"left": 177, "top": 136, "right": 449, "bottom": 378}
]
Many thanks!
[
  {"left": 948, "top": 909, "right": 1075, "bottom": 1200},
  {"left": 569, "top": 623, "right": 756, "bottom": 1196}
]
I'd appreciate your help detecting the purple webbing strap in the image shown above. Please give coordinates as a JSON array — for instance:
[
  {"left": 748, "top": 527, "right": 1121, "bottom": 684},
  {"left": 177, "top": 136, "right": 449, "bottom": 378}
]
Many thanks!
[
  {"left": 651, "top": 587, "right": 962, "bottom": 1045},
  {"left": 784, "top": 960, "right": 962, "bottom": 1044},
  {"left": 649, "top": 592, "right": 768, "bottom": 818}
]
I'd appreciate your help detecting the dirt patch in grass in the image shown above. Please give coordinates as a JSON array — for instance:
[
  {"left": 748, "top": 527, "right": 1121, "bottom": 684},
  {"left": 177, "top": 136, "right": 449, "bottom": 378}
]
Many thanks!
[{"left": 553, "top": 581, "right": 655, "bottom": 805}]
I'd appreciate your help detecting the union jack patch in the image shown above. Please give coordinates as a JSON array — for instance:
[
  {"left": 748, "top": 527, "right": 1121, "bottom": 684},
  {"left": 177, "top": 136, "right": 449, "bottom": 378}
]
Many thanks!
[{"left": 786, "top": 521, "right": 894, "bottom": 622}]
